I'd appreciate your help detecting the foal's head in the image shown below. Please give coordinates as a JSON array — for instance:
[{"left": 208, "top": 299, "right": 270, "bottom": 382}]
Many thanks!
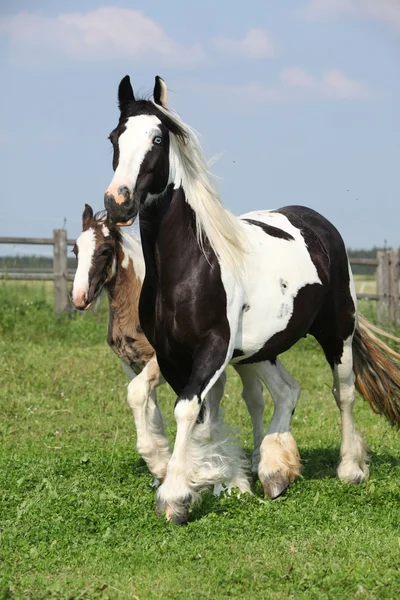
[
  {"left": 72, "top": 204, "right": 120, "bottom": 310},
  {"left": 104, "top": 75, "right": 187, "bottom": 226}
]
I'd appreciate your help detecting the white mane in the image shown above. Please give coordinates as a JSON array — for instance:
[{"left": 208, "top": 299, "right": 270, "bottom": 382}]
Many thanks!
[{"left": 155, "top": 103, "right": 246, "bottom": 278}]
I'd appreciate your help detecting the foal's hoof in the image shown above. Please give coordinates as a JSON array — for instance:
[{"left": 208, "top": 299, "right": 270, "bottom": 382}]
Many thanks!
[{"left": 262, "top": 472, "right": 290, "bottom": 499}]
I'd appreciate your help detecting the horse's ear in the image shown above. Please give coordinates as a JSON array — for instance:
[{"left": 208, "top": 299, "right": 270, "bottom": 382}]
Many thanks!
[
  {"left": 82, "top": 204, "right": 93, "bottom": 226},
  {"left": 118, "top": 75, "right": 135, "bottom": 110},
  {"left": 154, "top": 76, "right": 168, "bottom": 108}
]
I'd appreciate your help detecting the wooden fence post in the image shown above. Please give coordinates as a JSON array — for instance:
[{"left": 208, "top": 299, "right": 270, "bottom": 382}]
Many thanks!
[
  {"left": 388, "top": 249, "right": 399, "bottom": 324},
  {"left": 377, "top": 249, "right": 399, "bottom": 325},
  {"left": 376, "top": 250, "right": 389, "bottom": 324},
  {"left": 53, "top": 229, "right": 68, "bottom": 314}
]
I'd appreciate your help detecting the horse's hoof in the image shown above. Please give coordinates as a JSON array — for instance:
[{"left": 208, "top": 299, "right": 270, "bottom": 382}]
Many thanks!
[
  {"left": 170, "top": 510, "right": 189, "bottom": 525},
  {"left": 156, "top": 497, "right": 190, "bottom": 524},
  {"left": 262, "top": 472, "right": 289, "bottom": 499}
]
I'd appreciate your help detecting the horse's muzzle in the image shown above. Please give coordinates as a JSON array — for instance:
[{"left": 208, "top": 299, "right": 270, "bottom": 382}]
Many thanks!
[{"left": 104, "top": 187, "right": 138, "bottom": 226}]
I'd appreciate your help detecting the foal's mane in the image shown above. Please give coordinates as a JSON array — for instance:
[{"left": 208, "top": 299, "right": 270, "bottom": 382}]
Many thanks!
[
  {"left": 154, "top": 103, "right": 246, "bottom": 277},
  {"left": 93, "top": 210, "right": 109, "bottom": 224}
]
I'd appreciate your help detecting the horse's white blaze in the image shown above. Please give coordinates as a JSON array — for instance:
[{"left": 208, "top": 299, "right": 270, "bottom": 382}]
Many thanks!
[
  {"left": 110, "top": 114, "right": 162, "bottom": 195},
  {"left": 120, "top": 230, "right": 145, "bottom": 281},
  {"left": 72, "top": 228, "right": 96, "bottom": 304},
  {"left": 227, "top": 211, "right": 322, "bottom": 363}
]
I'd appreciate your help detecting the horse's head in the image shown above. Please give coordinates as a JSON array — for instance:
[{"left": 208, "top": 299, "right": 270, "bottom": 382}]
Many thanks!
[
  {"left": 104, "top": 76, "right": 186, "bottom": 226},
  {"left": 72, "top": 204, "right": 120, "bottom": 310}
]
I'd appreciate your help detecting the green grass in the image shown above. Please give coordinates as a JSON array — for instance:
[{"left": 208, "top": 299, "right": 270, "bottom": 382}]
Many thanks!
[{"left": 1, "top": 282, "right": 400, "bottom": 599}]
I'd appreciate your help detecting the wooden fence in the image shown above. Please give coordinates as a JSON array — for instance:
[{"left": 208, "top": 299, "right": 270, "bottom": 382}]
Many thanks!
[
  {"left": 0, "top": 230, "right": 74, "bottom": 314},
  {"left": 0, "top": 232, "right": 399, "bottom": 322}
]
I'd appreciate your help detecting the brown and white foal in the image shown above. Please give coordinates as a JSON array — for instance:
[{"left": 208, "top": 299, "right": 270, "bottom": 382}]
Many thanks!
[
  {"left": 71, "top": 205, "right": 253, "bottom": 495},
  {"left": 72, "top": 204, "right": 170, "bottom": 481}
]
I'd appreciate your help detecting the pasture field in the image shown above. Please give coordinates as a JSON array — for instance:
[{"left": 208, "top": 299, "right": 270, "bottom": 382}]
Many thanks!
[{"left": 1, "top": 282, "right": 400, "bottom": 599}]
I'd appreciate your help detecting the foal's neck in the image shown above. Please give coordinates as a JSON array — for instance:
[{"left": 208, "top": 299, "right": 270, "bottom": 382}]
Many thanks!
[{"left": 105, "top": 232, "right": 144, "bottom": 315}]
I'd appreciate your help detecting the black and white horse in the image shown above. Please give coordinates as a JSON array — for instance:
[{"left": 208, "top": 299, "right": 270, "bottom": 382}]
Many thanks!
[
  {"left": 71, "top": 205, "right": 252, "bottom": 495},
  {"left": 104, "top": 75, "right": 400, "bottom": 523}
]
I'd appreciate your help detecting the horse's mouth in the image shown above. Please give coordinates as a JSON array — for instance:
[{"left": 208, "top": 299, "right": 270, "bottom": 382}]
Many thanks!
[{"left": 116, "top": 219, "right": 134, "bottom": 227}]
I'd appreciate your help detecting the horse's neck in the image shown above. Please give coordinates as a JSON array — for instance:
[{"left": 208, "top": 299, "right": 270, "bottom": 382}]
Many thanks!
[{"left": 139, "top": 185, "right": 203, "bottom": 282}]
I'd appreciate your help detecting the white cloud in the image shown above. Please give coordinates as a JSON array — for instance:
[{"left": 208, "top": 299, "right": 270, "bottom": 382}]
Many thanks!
[
  {"left": 296, "top": 0, "right": 400, "bottom": 34},
  {"left": 0, "top": 7, "right": 206, "bottom": 66},
  {"left": 211, "top": 29, "right": 274, "bottom": 59},
  {"left": 280, "top": 67, "right": 369, "bottom": 100},
  {"left": 195, "top": 67, "right": 370, "bottom": 105}
]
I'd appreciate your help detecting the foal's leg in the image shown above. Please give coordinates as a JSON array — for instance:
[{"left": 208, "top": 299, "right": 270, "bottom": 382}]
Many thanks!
[
  {"left": 332, "top": 336, "right": 368, "bottom": 484},
  {"left": 256, "top": 359, "right": 301, "bottom": 499},
  {"left": 125, "top": 357, "right": 171, "bottom": 481},
  {"left": 233, "top": 364, "right": 265, "bottom": 475}
]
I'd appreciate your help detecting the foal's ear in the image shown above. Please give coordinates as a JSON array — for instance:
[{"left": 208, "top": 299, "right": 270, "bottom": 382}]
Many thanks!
[
  {"left": 118, "top": 75, "right": 135, "bottom": 110},
  {"left": 82, "top": 204, "right": 94, "bottom": 226},
  {"left": 153, "top": 76, "right": 168, "bottom": 108}
]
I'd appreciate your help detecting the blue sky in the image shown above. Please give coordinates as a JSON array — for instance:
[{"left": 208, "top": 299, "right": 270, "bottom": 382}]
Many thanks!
[{"left": 0, "top": 0, "right": 399, "bottom": 255}]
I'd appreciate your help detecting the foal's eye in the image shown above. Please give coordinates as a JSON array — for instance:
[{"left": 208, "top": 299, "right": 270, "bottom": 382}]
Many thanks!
[{"left": 153, "top": 136, "right": 162, "bottom": 145}]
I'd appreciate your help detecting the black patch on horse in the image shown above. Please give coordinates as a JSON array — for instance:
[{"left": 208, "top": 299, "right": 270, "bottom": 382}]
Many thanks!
[{"left": 243, "top": 219, "right": 294, "bottom": 241}]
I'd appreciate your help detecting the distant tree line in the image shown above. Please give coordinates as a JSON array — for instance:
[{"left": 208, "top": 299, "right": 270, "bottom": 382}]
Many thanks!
[
  {"left": 0, "top": 255, "right": 76, "bottom": 272},
  {"left": 0, "top": 248, "right": 397, "bottom": 276}
]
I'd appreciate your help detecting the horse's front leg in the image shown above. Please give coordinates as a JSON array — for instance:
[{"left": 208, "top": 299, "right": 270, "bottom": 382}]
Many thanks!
[
  {"left": 124, "top": 357, "right": 171, "bottom": 481},
  {"left": 156, "top": 334, "right": 250, "bottom": 524}
]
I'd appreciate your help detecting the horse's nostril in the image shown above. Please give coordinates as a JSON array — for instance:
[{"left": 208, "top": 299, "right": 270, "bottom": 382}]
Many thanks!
[{"left": 104, "top": 192, "right": 115, "bottom": 207}]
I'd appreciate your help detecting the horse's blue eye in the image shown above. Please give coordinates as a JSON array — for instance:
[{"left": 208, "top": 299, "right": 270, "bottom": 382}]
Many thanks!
[{"left": 154, "top": 136, "right": 162, "bottom": 145}]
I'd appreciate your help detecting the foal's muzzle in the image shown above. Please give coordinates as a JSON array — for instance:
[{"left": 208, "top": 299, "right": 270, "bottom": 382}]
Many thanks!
[
  {"left": 104, "top": 185, "right": 138, "bottom": 226},
  {"left": 72, "top": 290, "right": 91, "bottom": 311}
]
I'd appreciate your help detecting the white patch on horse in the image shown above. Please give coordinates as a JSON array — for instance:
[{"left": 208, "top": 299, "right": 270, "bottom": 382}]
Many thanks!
[
  {"left": 101, "top": 225, "right": 110, "bottom": 237},
  {"left": 120, "top": 230, "right": 145, "bottom": 281},
  {"left": 224, "top": 211, "right": 322, "bottom": 362},
  {"left": 72, "top": 228, "right": 96, "bottom": 303},
  {"left": 110, "top": 114, "right": 162, "bottom": 200}
]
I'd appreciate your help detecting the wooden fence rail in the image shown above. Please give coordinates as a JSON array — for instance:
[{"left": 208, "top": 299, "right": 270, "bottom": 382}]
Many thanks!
[{"left": 0, "top": 232, "right": 399, "bottom": 323}]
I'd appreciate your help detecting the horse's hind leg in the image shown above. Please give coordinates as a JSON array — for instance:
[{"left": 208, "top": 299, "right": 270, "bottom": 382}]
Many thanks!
[
  {"left": 233, "top": 364, "right": 265, "bottom": 475},
  {"left": 255, "top": 359, "right": 301, "bottom": 498},
  {"left": 331, "top": 335, "right": 369, "bottom": 484}
]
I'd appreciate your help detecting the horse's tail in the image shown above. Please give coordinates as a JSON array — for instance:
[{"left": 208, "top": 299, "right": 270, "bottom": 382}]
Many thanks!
[{"left": 353, "top": 314, "right": 400, "bottom": 427}]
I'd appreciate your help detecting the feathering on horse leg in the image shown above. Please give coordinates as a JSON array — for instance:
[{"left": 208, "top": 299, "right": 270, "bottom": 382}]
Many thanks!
[
  {"left": 204, "top": 372, "right": 251, "bottom": 497},
  {"left": 256, "top": 359, "right": 301, "bottom": 499},
  {"left": 156, "top": 396, "right": 202, "bottom": 523},
  {"left": 333, "top": 336, "right": 369, "bottom": 484},
  {"left": 157, "top": 334, "right": 247, "bottom": 523},
  {"left": 234, "top": 363, "right": 265, "bottom": 476},
  {"left": 126, "top": 358, "right": 171, "bottom": 481}
]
